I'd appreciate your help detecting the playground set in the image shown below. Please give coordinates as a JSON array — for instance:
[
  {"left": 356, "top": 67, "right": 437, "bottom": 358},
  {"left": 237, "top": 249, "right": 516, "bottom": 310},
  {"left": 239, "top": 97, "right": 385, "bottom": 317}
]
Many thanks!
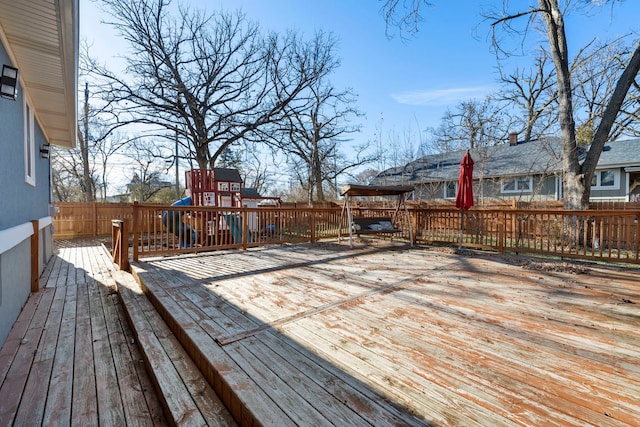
[{"left": 162, "top": 168, "right": 259, "bottom": 247}]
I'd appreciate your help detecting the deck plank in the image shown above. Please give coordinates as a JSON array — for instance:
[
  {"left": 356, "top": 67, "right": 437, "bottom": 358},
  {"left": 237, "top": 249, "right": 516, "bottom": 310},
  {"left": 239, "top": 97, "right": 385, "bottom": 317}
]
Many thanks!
[
  {"left": 43, "top": 281, "right": 78, "bottom": 425},
  {"left": 0, "top": 240, "right": 170, "bottom": 426},
  {"left": 134, "top": 242, "right": 640, "bottom": 426},
  {"left": 0, "top": 289, "right": 45, "bottom": 386},
  {"left": 132, "top": 265, "right": 297, "bottom": 427},
  {"left": 116, "top": 270, "right": 236, "bottom": 426},
  {"left": 258, "top": 329, "right": 427, "bottom": 427},
  {"left": 71, "top": 274, "right": 99, "bottom": 427},
  {"left": 2, "top": 286, "right": 63, "bottom": 426},
  {"left": 87, "top": 254, "right": 127, "bottom": 426}
]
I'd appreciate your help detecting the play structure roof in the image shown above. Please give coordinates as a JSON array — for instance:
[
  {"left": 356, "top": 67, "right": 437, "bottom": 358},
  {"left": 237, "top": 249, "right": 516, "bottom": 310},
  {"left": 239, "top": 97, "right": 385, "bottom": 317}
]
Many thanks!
[
  {"left": 340, "top": 184, "right": 415, "bottom": 197},
  {"left": 214, "top": 168, "right": 243, "bottom": 182}
]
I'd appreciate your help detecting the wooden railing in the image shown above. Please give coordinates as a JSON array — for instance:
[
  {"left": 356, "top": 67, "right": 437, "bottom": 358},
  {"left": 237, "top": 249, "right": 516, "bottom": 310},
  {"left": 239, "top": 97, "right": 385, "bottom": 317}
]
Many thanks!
[
  {"left": 414, "top": 208, "right": 640, "bottom": 264},
  {"left": 130, "top": 203, "right": 346, "bottom": 261},
  {"left": 56, "top": 202, "right": 640, "bottom": 265}
]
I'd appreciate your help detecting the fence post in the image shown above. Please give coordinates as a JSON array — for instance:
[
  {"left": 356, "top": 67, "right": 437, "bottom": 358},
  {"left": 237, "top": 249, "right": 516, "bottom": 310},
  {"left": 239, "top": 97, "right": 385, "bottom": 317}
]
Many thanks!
[
  {"left": 132, "top": 202, "right": 139, "bottom": 261},
  {"left": 499, "top": 211, "right": 506, "bottom": 253},
  {"left": 111, "top": 219, "right": 129, "bottom": 271},
  {"left": 93, "top": 202, "right": 98, "bottom": 237},
  {"left": 31, "top": 220, "right": 39, "bottom": 292},
  {"left": 411, "top": 210, "right": 418, "bottom": 245},
  {"left": 310, "top": 211, "right": 316, "bottom": 243},
  {"left": 242, "top": 208, "right": 248, "bottom": 250}
]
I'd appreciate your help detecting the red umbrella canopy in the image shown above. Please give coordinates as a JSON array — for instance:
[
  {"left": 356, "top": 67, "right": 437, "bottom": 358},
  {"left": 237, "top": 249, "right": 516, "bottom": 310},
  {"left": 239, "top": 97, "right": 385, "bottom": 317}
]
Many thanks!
[{"left": 455, "top": 151, "right": 474, "bottom": 211}]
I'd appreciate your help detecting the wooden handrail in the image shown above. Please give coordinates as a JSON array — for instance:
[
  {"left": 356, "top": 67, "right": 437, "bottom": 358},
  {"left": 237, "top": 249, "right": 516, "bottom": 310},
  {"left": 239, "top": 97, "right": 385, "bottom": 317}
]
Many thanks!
[
  {"left": 111, "top": 219, "right": 129, "bottom": 271},
  {"left": 48, "top": 201, "right": 640, "bottom": 265}
]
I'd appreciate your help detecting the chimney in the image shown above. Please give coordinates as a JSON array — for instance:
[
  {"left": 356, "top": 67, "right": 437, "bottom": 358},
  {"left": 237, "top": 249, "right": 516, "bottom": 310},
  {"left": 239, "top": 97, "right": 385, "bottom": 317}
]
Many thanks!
[{"left": 508, "top": 132, "right": 518, "bottom": 146}]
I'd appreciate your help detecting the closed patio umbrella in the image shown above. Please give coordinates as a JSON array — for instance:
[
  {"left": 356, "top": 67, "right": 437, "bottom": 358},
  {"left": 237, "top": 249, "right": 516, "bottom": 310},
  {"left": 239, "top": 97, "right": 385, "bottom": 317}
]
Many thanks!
[{"left": 455, "top": 151, "right": 474, "bottom": 248}]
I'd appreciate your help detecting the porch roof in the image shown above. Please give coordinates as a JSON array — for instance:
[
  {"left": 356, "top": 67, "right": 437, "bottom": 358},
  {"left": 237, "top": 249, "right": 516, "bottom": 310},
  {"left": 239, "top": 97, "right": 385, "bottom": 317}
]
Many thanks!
[{"left": 340, "top": 184, "right": 415, "bottom": 197}]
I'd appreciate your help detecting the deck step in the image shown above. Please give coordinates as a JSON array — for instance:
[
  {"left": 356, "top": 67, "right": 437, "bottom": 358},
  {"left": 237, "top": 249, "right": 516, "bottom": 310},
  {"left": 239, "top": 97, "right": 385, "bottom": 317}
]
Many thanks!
[{"left": 114, "top": 271, "right": 236, "bottom": 427}]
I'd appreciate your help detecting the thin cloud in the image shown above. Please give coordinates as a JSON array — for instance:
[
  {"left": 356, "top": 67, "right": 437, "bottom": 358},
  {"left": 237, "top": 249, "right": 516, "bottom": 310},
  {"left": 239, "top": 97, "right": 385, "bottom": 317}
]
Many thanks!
[{"left": 391, "top": 86, "right": 495, "bottom": 106}]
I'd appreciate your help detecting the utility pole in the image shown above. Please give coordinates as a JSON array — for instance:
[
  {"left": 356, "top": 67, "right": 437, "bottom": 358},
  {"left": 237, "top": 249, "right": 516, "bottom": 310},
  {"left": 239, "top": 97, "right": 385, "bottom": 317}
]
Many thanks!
[
  {"left": 175, "top": 129, "right": 180, "bottom": 199},
  {"left": 82, "top": 82, "right": 94, "bottom": 201}
]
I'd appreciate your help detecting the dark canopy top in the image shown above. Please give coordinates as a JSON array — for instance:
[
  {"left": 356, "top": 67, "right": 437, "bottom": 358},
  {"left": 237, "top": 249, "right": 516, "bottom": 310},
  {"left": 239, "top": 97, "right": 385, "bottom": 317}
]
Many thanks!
[{"left": 340, "top": 184, "right": 415, "bottom": 197}]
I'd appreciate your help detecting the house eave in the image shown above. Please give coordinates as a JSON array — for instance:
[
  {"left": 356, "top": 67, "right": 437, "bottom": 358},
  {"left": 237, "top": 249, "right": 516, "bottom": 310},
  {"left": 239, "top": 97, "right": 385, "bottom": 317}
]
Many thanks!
[{"left": 0, "top": 0, "right": 78, "bottom": 149}]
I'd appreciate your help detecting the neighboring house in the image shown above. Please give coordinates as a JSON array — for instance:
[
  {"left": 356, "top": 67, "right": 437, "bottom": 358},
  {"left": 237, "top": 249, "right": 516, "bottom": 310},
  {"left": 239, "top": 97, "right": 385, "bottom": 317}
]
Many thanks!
[
  {"left": 373, "top": 137, "right": 640, "bottom": 204},
  {"left": 0, "top": 2, "right": 78, "bottom": 347}
]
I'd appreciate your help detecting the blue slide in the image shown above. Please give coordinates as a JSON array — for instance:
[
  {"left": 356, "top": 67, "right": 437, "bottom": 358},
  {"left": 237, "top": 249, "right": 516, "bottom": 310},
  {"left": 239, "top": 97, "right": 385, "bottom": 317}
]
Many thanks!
[
  {"left": 224, "top": 214, "right": 252, "bottom": 243},
  {"left": 162, "top": 196, "right": 197, "bottom": 248}
]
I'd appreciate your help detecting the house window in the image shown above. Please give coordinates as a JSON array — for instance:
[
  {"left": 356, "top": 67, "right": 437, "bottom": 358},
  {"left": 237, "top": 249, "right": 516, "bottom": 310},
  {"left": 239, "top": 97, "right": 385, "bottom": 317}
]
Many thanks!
[
  {"left": 501, "top": 176, "right": 533, "bottom": 193},
  {"left": 24, "top": 99, "right": 35, "bottom": 186},
  {"left": 444, "top": 182, "right": 457, "bottom": 199},
  {"left": 218, "top": 181, "right": 229, "bottom": 191},
  {"left": 591, "top": 170, "right": 619, "bottom": 189},
  {"left": 230, "top": 182, "right": 241, "bottom": 192}
]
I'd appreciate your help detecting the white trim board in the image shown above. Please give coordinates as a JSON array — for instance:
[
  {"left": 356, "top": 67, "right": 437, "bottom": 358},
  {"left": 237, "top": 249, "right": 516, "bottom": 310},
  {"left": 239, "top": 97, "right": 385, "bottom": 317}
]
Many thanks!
[
  {"left": 0, "top": 222, "right": 34, "bottom": 255},
  {"left": 39, "top": 216, "right": 52, "bottom": 229}
]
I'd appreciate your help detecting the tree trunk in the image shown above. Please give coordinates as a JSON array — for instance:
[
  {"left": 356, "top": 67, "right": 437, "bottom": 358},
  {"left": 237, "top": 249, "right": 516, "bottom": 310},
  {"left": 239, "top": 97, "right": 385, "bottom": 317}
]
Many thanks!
[
  {"left": 580, "top": 40, "right": 640, "bottom": 202},
  {"left": 563, "top": 170, "right": 588, "bottom": 210},
  {"left": 538, "top": 0, "right": 583, "bottom": 209}
]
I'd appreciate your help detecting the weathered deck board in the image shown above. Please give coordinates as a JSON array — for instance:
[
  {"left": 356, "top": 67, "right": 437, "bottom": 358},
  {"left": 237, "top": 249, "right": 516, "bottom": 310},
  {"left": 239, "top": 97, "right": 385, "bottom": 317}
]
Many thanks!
[
  {"left": 71, "top": 272, "right": 99, "bottom": 426},
  {"left": 0, "top": 286, "right": 58, "bottom": 426},
  {"left": 0, "top": 240, "right": 169, "bottom": 426},
  {"left": 115, "top": 269, "right": 236, "bottom": 426},
  {"left": 132, "top": 266, "right": 295, "bottom": 426},
  {"left": 134, "top": 242, "right": 640, "bottom": 426}
]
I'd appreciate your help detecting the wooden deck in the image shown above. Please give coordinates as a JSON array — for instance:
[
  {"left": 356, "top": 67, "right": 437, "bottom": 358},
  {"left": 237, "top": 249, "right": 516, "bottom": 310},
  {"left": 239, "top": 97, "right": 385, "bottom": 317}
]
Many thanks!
[
  {"left": 130, "top": 240, "right": 640, "bottom": 426},
  {"left": 0, "top": 240, "right": 168, "bottom": 425},
  {"left": 2, "top": 238, "right": 638, "bottom": 426}
]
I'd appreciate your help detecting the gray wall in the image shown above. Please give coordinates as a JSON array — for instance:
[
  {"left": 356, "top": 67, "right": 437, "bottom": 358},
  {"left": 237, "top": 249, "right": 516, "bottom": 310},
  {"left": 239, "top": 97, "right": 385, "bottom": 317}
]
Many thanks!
[
  {"left": 0, "top": 239, "right": 31, "bottom": 347},
  {"left": 591, "top": 168, "right": 628, "bottom": 199}
]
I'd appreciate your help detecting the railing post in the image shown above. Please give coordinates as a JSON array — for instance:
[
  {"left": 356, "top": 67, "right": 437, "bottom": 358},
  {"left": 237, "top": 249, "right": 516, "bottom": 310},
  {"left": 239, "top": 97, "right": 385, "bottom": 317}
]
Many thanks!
[
  {"left": 111, "top": 219, "right": 129, "bottom": 271},
  {"left": 499, "top": 211, "right": 506, "bottom": 253},
  {"left": 411, "top": 210, "right": 418, "bottom": 245},
  {"left": 310, "top": 211, "right": 316, "bottom": 243},
  {"left": 132, "top": 202, "right": 140, "bottom": 262},
  {"left": 31, "top": 219, "right": 39, "bottom": 292},
  {"left": 242, "top": 208, "right": 248, "bottom": 250},
  {"left": 93, "top": 201, "right": 98, "bottom": 237}
]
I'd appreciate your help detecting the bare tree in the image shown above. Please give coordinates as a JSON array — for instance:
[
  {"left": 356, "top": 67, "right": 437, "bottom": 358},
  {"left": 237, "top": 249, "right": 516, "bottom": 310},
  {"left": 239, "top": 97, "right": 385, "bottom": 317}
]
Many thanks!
[
  {"left": 488, "top": 1, "right": 640, "bottom": 209},
  {"left": 263, "top": 79, "right": 368, "bottom": 203},
  {"left": 431, "top": 97, "right": 513, "bottom": 151},
  {"left": 382, "top": 0, "right": 432, "bottom": 37},
  {"left": 91, "top": 0, "right": 336, "bottom": 171},
  {"left": 383, "top": 0, "right": 640, "bottom": 209},
  {"left": 572, "top": 37, "right": 640, "bottom": 142},
  {"left": 52, "top": 125, "right": 100, "bottom": 202},
  {"left": 240, "top": 142, "right": 281, "bottom": 196},
  {"left": 496, "top": 48, "right": 558, "bottom": 141},
  {"left": 123, "top": 138, "right": 173, "bottom": 202},
  {"left": 51, "top": 150, "right": 86, "bottom": 202}
]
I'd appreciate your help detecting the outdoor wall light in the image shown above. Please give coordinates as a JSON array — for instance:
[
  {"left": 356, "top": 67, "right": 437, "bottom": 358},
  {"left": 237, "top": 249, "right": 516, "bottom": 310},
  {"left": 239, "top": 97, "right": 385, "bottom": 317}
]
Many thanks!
[
  {"left": 40, "top": 143, "right": 50, "bottom": 159},
  {"left": 1, "top": 64, "right": 19, "bottom": 100}
]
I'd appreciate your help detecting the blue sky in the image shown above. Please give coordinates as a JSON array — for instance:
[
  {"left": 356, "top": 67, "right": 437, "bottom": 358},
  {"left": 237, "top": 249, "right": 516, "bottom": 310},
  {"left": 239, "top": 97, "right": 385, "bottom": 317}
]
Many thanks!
[{"left": 81, "top": 0, "right": 640, "bottom": 165}]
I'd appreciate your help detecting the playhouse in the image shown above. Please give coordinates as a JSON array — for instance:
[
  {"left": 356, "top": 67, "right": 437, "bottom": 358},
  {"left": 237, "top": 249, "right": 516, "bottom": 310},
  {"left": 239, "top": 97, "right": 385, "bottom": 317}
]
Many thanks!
[
  {"left": 186, "top": 168, "right": 244, "bottom": 207},
  {"left": 163, "top": 168, "right": 262, "bottom": 246}
]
